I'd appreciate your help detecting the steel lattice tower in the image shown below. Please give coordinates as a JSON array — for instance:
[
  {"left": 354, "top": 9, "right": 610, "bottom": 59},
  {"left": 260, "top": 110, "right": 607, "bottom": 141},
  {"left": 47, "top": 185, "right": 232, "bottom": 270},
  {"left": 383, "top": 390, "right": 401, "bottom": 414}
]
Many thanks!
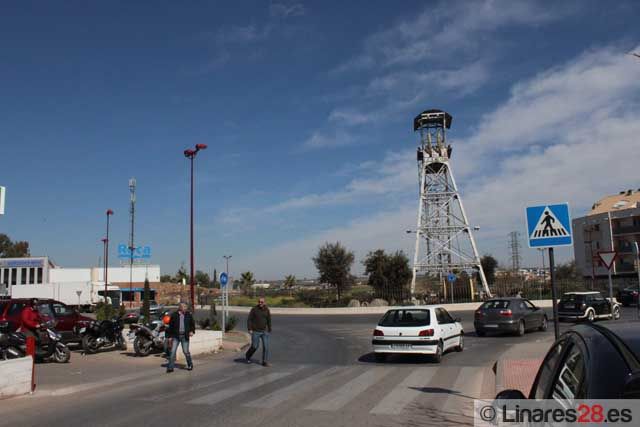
[
  {"left": 509, "top": 231, "right": 521, "bottom": 271},
  {"left": 410, "top": 109, "right": 491, "bottom": 298}
]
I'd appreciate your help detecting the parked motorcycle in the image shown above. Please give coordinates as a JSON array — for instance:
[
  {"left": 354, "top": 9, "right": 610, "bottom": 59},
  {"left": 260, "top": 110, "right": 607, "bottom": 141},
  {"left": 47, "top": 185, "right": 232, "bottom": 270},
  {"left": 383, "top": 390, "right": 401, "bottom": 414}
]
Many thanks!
[
  {"left": 0, "top": 321, "right": 25, "bottom": 360},
  {"left": 0, "top": 320, "right": 70, "bottom": 363},
  {"left": 79, "top": 318, "right": 127, "bottom": 354},
  {"left": 130, "top": 320, "right": 167, "bottom": 357}
]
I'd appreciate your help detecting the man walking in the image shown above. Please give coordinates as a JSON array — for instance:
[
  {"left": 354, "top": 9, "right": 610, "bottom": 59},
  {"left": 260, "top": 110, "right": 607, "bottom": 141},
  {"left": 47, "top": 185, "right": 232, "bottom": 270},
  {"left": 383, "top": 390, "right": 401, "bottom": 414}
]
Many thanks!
[
  {"left": 245, "top": 297, "right": 271, "bottom": 367},
  {"left": 166, "top": 302, "right": 195, "bottom": 373}
]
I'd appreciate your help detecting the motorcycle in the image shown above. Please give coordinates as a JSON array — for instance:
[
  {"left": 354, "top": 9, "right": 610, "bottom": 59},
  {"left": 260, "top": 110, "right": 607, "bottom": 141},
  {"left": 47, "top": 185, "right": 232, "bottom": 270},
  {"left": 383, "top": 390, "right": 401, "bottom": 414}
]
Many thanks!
[
  {"left": 1, "top": 320, "right": 70, "bottom": 363},
  {"left": 130, "top": 320, "right": 167, "bottom": 357},
  {"left": 79, "top": 318, "right": 127, "bottom": 354},
  {"left": 0, "top": 321, "right": 25, "bottom": 360}
]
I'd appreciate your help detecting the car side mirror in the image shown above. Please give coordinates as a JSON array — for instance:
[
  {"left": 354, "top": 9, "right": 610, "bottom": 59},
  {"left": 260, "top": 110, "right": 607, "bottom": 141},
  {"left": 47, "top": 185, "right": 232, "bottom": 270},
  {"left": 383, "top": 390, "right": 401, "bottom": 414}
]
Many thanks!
[{"left": 495, "top": 389, "right": 526, "bottom": 400}]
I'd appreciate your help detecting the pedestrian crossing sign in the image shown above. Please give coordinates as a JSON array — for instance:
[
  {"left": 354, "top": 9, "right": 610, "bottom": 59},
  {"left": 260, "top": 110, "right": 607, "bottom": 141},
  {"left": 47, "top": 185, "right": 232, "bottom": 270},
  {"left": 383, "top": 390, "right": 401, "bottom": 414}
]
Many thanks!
[{"left": 526, "top": 203, "right": 572, "bottom": 248}]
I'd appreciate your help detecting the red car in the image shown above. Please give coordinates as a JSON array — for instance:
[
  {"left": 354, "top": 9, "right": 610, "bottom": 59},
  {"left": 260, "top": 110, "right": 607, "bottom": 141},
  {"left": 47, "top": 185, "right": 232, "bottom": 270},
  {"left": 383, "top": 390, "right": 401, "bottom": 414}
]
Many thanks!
[{"left": 0, "top": 298, "right": 93, "bottom": 343}]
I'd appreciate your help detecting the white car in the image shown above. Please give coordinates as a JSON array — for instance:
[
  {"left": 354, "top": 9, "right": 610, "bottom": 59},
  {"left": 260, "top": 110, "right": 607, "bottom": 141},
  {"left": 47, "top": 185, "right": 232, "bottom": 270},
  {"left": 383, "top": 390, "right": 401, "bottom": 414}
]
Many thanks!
[{"left": 371, "top": 305, "right": 464, "bottom": 363}]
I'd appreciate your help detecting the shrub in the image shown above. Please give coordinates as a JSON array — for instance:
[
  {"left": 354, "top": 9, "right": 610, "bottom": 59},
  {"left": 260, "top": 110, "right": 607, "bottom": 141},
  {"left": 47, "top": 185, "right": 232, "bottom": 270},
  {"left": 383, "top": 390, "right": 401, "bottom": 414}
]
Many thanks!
[
  {"left": 225, "top": 315, "right": 237, "bottom": 332},
  {"left": 198, "top": 318, "right": 211, "bottom": 330},
  {"left": 95, "top": 302, "right": 117, "bottom": 321}
]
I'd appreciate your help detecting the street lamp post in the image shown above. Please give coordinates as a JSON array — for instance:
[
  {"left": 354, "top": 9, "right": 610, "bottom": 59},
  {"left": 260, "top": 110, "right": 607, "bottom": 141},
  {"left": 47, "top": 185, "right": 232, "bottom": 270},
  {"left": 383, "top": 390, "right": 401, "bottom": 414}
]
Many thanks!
[
  {"left": 184, "top": 144, "right": 208, "bottom": 310},
  {"left": 103, "top": 209, "right": 114, "bottom": 304},
  {"left": 537, "top": 248, "right": 545, "bottom": 300},
  {"left": 223, "top": 255, "right": 232, "bottom": 330}
]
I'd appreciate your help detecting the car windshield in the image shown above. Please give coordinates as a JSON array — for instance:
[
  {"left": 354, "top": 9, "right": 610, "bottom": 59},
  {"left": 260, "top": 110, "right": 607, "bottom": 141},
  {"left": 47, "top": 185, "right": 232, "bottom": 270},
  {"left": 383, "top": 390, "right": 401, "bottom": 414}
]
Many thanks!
[
  {"left": 561, "top": 294, "right": 585, "bottom": 302},
  {"left": 37, "top": 303, "right": 54, "bottom": 319},
  {"left": 481, "top": 300, "right": 510, "bottom": 309},
  {"left": 378, "top": 309, "right": 430, "bottom": 327}
]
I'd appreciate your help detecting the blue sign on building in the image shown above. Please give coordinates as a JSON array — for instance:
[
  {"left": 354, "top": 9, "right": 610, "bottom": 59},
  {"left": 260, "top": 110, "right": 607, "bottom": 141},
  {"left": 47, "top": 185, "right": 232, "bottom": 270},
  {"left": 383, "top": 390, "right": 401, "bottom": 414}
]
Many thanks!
[
  {"left": 525, "top": 203, "right": 573, "bottom": 248},
  {"left": 118, "top": 244, "right": 152, "bottom": 260}
]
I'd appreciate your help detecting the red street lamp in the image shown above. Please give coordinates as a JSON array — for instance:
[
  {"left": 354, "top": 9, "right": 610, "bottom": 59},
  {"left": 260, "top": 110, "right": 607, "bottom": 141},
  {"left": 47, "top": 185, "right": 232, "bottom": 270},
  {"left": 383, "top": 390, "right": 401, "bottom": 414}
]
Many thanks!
[
  {"left": 103, "top": 209, "right": 114, "bottom": 304},
  {"left": 184, "top": 144, "right": 207, "bottom": 309}
]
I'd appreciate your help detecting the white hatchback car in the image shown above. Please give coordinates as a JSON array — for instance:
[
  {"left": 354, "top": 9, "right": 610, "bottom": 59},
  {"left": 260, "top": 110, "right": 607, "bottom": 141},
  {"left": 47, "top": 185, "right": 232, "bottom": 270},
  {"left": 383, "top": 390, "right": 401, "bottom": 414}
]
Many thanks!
[{"left": 372, "top": 305, "right": 464, "bottom": 363}]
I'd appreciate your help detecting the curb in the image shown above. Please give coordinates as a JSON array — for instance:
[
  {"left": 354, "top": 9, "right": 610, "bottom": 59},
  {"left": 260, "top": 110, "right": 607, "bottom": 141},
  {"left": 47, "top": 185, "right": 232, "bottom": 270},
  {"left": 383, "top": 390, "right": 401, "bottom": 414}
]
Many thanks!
[{"left": 221, "top": 331, "right": 251, "bottom": 352}]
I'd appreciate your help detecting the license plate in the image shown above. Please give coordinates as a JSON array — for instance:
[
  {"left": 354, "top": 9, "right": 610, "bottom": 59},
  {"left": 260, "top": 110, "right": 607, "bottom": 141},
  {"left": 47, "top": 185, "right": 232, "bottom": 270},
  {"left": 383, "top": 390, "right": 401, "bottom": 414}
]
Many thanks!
[
  {"left": 484, "top": 324, "right": 498, "bottom": 328},
  {"left": 564, "top": 304, "right": 575, "bottom": 309},
  {"left": 391, "top": 344, "right": 412, "bottom": 349}
]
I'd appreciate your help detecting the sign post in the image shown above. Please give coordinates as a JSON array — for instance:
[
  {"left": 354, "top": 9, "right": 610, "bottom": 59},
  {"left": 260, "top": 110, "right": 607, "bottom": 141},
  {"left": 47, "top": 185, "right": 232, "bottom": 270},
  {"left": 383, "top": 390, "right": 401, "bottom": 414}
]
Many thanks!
[
  {"left": 526, "top": 203, "right": 573, "bottom": 340},
  {"left": 220, "top": 272, "right": 228, "bottom": 335},
  {"left": 598, "top": 251, "right": 618, "bottom": 320},
  {"left": 447, "top": 273, "right": 456, "bottom": 304}
]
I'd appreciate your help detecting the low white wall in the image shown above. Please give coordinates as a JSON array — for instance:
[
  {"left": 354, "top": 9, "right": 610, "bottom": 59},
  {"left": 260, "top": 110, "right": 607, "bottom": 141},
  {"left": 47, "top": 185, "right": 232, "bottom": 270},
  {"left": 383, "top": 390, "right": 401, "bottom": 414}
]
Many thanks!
[
  {"left": 0, "top": 357, "right": 32, "bottom": 399},
  {"left": 124, "top": 330, "right": 222, "bottom": 361},
  {"left": 220, "top": 300, "right": 556, "bottom": 315}
]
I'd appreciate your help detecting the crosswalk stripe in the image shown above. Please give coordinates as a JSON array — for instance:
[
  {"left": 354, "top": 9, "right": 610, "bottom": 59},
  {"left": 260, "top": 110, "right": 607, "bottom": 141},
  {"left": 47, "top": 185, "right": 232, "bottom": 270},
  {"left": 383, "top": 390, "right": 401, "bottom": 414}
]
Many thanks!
[
  {"left": 244, "top": 366, "right": 349, "bottom": 409},
  {"left": 187, "top": 367, "right": 305, "bottom": 406},
  {"left": 141, "top": 365, "right": 263, "bottom": 402},
  {"left": 305, "top": 367, "right": 391, "bottom": 412},
  {"left": 441, "top": 367, "right": 486, "bottom": 415},
  {"left": 369, "top": 367, "right": 437, "bottom": 415}
]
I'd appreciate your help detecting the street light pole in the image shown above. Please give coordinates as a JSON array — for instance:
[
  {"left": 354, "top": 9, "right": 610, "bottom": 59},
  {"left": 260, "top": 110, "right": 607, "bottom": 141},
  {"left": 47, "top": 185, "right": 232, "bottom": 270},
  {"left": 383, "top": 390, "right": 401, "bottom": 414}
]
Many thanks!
[
  {"left": 223, "top": 255, "right": 232, "bottom": 329},
  {"left": 184, "top": 144, "right": 208, "bottom": 310},
  {"left": 104, "top": 209, "right": 113, "bottom": 305}
]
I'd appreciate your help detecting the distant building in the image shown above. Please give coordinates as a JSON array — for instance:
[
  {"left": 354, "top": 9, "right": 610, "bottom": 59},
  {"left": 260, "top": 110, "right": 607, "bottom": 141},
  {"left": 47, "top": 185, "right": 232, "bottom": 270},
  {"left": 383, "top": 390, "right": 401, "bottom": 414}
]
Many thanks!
[
  {"left": 251, "top": 283, "right": 271, "bottom": 290},
  {"left": 572, "top": 189, "right": 640, "bottom": 278}
]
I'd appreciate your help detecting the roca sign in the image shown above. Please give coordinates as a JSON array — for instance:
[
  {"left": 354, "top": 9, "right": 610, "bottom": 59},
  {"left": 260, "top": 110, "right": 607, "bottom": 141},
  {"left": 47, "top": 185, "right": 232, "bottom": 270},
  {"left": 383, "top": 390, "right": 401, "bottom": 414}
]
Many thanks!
[{"left": 118, "top": 244, "right": 152, "bottom": 260}]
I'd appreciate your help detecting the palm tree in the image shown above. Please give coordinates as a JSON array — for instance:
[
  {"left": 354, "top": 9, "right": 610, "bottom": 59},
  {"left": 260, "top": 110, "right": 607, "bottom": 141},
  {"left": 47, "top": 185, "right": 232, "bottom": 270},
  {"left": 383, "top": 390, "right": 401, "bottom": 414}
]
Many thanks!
[
  {"left": 284, "top": 275, "right": 297, "bottom": 296},
  {"left": 240, "top": 271, "right": 255, "bottom": 295}
]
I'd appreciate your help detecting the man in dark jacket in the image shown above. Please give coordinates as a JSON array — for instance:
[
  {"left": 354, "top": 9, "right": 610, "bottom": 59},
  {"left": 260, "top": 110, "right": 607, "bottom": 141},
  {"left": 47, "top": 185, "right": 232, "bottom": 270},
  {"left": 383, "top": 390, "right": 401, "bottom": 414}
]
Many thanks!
[
  {"left": 166, "top": 302, "right": 195, "bottom": 373},
  {"left": 245, "top": 297, "right": 272, "bottom": 366}
]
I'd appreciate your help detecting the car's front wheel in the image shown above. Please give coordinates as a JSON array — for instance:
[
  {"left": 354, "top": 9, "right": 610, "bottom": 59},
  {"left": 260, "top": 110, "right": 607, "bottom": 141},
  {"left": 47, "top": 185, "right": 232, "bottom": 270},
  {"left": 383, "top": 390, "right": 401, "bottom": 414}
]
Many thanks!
[{"left": 516, "top": 320, "right": 525, "bottom": 336}]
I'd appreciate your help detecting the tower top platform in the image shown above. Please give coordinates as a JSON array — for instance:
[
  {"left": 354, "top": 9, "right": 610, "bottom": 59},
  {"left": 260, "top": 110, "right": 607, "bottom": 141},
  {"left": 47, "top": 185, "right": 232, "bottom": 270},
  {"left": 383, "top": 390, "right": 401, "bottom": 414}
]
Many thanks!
[{"left": 413, "top": 109, "right": 452, "bottom": 131}]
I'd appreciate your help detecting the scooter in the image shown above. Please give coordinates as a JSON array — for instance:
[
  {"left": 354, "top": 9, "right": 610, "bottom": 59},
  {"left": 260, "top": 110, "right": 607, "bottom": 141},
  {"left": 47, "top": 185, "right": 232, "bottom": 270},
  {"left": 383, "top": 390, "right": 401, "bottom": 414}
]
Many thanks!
[
  {"left": 79, "top": 318, "right": 127, "bottom": 354},
  {"left": 130, "top": 320, "right": 167, "bottom": 357},
  {"left": 1, "top": 320, "right": 70, "bottom": 363},
  {"left": 0, "top": 321, "right": 24, "bottom": 360}
]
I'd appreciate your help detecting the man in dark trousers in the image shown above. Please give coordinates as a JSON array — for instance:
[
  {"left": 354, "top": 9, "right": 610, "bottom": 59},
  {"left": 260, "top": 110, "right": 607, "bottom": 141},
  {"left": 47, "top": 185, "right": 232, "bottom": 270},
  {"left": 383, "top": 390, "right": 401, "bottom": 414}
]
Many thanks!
[
  {"left": 245, "top": 297, "right": 271, "bottom": 367},
  {"left": 166, "top": 302, "right": 195, "bottom": 373}
]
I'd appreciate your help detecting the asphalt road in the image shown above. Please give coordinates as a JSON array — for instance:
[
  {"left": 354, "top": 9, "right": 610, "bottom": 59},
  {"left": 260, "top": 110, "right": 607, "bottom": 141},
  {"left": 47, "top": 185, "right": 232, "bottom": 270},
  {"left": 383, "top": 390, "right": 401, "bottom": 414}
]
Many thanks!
[{"left": 0, "top": 306, "right": 636, "bottom": 427}]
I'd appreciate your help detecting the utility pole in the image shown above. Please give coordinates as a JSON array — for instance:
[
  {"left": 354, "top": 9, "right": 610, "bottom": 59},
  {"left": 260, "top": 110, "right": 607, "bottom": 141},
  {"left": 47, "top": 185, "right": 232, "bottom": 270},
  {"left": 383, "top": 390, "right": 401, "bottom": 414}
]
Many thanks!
[
  {"left": 128, "top": 178, "right": 136, "bottom": 308},
  {"left": 509, "top": 231, "right": 521, "bottom": 272}
]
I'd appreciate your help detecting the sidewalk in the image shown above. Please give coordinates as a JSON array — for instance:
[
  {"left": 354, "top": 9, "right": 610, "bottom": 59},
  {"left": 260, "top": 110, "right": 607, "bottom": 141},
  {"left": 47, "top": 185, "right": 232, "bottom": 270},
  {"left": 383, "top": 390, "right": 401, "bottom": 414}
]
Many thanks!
[
  {"left": 494, "top": 335, "right": 555, "bottom": 396},
  {"left": 222, "top": 331, "right": 251, "bottom": 352}
]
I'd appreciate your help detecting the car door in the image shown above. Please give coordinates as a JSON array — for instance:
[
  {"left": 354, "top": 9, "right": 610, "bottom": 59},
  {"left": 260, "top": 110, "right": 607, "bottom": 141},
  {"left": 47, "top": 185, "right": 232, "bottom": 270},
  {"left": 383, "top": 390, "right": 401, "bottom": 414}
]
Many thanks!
[
  {"left": 6, "top": 302, "right": 25, "bottom": 331},
  {"left": 440, "top": 308, "right": 461, "bottom": 347},
  {"left": 524, "top": 299, "right": 542, "bottom": 327},
  {"left": 51, "top": 302, "right": 76, "bottom": 340},
  {"left": 594, "top": 293, "right": 609, "bottom": 316},
  {"left": 435, "top": 308, "right": 454, "bottom": 349},
  {"left": 530, "top": 338, "right": 570, "bottom": 399}
]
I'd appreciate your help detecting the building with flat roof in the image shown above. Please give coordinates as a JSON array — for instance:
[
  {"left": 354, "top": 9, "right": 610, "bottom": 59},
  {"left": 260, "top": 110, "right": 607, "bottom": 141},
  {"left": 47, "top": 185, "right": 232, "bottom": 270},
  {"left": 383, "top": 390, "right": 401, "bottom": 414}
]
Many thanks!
[{"left": 572, "top": 189, "right": 640, "bottom": 279}]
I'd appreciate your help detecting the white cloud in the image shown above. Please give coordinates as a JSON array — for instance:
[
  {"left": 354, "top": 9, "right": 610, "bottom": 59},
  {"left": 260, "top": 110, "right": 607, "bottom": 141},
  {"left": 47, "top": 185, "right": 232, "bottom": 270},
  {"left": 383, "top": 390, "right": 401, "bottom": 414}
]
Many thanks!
[
  {"left": 244, "top": 44, "right": 640, "bottom": 276},
  {"left": 302, "top": 130, "right": 356, "bottom": 149},
  {"left": 333, "top": 0, "right": 566, "bottom": 73},
  {"left": 270, "top": 3, "right": 306, "bottom": 18}
]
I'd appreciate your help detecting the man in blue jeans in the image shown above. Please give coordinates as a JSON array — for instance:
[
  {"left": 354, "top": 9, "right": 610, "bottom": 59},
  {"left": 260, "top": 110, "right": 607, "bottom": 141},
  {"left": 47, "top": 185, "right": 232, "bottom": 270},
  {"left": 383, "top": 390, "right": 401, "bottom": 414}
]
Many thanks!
[
  {"left": 166, "top": 302, "right": 195, "bottom": 373},
  {"left": 245, "top": 297, "right": 272, "bottom": 367}
]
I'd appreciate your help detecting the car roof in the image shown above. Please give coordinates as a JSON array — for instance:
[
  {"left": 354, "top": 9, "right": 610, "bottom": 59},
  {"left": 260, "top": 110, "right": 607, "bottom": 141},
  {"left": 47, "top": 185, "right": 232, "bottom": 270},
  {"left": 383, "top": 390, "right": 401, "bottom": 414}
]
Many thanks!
[
  {"left": 485, "top": 297, "right": 525, "bottom": 301},
  {"left": 597, "top": 322, "right": 640, "bottom": 362},
  {"left": 384, "top": 305, "right": 443, "bottom": 310}
]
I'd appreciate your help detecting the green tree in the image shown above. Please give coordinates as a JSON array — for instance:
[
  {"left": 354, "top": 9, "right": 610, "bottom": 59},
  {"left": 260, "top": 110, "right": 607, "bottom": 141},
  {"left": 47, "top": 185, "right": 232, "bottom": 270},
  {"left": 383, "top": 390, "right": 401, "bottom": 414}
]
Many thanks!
[
  {"left": 555, "top": 260, "right": 578, "bottom": 281},
  {"left": 141, "top": 277, "right": 151, "bottom": 323},
  {"left": 363, "top": 250, "right": 411, "bottom": 302},
  {"left": 195, "top": 270, "right": 210, "bottom": 287},
  {"left": 479, "top": 255, "right": 498, "bottom": 285},
  {"left": 212, "top": 269, "right": 218, "bottom": 288},
  {"left": 175, "top": 263, "right": 188, "bottom": 284},
  {"left": 0, "top": 234, "right": 30, "bottom": 258},
  {"left": 284, "top": 274, "right": 297, "bottom": 296},
  {"left": 239, "top": 271, "right": 255, "bottom": 294},
  {"left": 313, "top": 242, "right": 354, "bottom": 301},
  {"left": 160, "top": 274, "right": 172, "bottom": 283}
]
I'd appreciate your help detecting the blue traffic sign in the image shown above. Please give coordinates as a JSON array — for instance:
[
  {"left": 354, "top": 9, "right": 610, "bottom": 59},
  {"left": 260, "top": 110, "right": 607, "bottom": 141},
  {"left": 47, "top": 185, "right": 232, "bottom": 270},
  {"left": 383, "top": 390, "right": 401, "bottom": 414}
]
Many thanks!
[
  {"left": 447, "top": 273, "right": 456, "bottom": 283},
  {"left": 220, "top": 272, "right": 228, "bottom": 287},
  {"left": 526, "top": 203, "right": 573, "bottom": 248}
]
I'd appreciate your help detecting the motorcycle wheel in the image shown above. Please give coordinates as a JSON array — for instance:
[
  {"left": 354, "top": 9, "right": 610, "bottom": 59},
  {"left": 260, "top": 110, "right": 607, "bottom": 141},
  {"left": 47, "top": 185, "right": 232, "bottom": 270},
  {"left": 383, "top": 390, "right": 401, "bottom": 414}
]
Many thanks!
[
  {"left": 82, "top": 335, "right": 99, "bottom": 354},
  {"left": 133, "top": 337, "right": 152, "bottom": 357},
  {"left": 54, "top": 343, "right": 71, "bottom": 363}
]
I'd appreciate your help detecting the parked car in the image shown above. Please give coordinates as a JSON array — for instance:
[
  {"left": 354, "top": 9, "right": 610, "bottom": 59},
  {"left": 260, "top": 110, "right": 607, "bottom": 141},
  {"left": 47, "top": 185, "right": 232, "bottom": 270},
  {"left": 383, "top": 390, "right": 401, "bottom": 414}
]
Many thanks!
[
  {"left": 371, "top": 305, "right": 463, "bottom": 363},
  {"left": 474, "top": 297, "right": 547, "bottom": 337},
  {"left": 496, "top": 321, "right": 640, "bottom": 400},
  {"left": 618, "top": 287, "right": 639, "bottom": 307},
  {"left": 0, "top": 298, "right": 93, "bottom": 344},
  {"left": 149, "top": 300, "right": 164, "bottom": 316},
  {"left": 557, "top": 291, "right": 621, "bottom": 322}
]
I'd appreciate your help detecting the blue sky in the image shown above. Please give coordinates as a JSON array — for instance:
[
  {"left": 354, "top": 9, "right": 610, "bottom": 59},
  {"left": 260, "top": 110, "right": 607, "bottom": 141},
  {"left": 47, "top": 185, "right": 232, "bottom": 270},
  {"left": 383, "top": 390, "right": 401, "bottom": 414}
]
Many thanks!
[{"left": 1, "top": 1, "right": 639, "bottom": 280}]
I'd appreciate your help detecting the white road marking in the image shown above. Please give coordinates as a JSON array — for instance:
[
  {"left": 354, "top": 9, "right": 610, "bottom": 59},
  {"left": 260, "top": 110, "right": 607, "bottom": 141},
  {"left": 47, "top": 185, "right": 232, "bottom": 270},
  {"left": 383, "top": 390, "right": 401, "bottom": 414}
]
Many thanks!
[
  {"left": 370, "top": 367, "right": 437, "bottom": 415},
  {"left": 244, "top": 366, "right": 349, "bottom": 409},
  {"left": 305, "top": 367, "right": 391, "bottom": 412},
  {"left": 441, "top": 366, "right": 487, "bottom": 415},
  {"left": 187, "top": 368, "right": 305, "bottom": 406}
]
